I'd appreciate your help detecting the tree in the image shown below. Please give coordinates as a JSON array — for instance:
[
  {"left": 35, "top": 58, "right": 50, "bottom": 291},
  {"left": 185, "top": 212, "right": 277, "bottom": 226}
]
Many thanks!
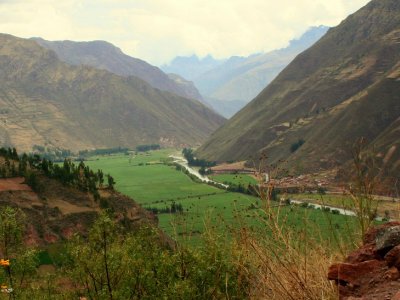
[
  {"left": 290, "top": 139, "right": 305, "bottom": 153},
  {"left": 68, "top": 212, "right": 122, "bottom": 299},
  {"left": 11, "top": 148, "right": 18, "bottom": 161},
  {"left": 107, "top": 175, "right": 115, "bottom": 190},
  {"left": 0, "top": 207, "right": 38, "bottom": 298},
  {"left": 97, "top": 169, "right": 104, "bottom": 188}
]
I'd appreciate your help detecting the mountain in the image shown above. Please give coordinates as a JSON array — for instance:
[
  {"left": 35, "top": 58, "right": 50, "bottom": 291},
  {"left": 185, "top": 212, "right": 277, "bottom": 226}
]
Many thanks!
[
  {"left": 32, "top": 38, "right": 203, "bottom": 102},
  {"left": 166, "top": 73, "right": 204, "bottom": 104},
  {"left": 196, "top": 0, "right": 400, "bottom": 175},
  {"left": 0, "top": 34, "right": 225, "bottom": 153},
  {"left": 161, "top": 55, "right": 225, "bottom": 82},
  {"left": 162, "top": 27, "right": 328, "bottom": 118},
  {"left": 193, "top": 26, "right": 329, "bottom": 117}
]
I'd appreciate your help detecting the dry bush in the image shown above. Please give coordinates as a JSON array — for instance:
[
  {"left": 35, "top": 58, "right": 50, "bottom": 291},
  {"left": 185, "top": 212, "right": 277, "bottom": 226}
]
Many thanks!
[
  {"left": 230, "top": 206, "right": 341, "bottom": 300},
  {"left": 228, "top": 159, "right": 355, "bottom": 299}
]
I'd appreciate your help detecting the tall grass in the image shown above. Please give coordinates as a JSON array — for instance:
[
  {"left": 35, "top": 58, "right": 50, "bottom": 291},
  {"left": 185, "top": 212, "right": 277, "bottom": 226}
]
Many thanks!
[
  {"left": 235, "top": 138, "right": 395, "bottom": 299},
  {"left": 346, "top": 138, "right": 382, "bottom": 237},
  {"left": 230, "top": 189, "right": 341, "bottom": 299}
]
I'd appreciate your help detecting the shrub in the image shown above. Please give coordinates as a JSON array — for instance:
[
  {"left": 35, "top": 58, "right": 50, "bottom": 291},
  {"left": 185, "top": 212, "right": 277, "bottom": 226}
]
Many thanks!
[{"left": 290, "top": 139, "right": 305, "bottom": 153}]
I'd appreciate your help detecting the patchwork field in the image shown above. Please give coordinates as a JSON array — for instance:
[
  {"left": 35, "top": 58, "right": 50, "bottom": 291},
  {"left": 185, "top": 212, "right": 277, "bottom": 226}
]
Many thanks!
[
  {"left": 209, "top": 173, "right": 258, "bottom": 186},
  {"left": 85, "top": 150, "right": 225, "bottom": 204},
  {"left": 85, "top": 150, "right": 358, "bottom": 244}
]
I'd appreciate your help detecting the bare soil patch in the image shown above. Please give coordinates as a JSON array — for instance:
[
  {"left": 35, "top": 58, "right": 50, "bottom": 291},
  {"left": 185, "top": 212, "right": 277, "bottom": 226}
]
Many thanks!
[
  {"left": 0, "top": 177, "right": 32, "bottom": 191},
  {"left": 48, "top": 198, "right": 99, "bottom": 215},
  {"left": 211, "top": 161, "right": 254, "bottom": 172}
]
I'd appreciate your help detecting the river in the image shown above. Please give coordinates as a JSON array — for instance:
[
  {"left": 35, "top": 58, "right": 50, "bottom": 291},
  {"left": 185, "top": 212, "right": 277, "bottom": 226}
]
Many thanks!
[
  {"left": 169, "top": 155, "right": 229, "bottom": 188},
  {"left": 169, "top": 154, "right": 388, "bottom": 219}
]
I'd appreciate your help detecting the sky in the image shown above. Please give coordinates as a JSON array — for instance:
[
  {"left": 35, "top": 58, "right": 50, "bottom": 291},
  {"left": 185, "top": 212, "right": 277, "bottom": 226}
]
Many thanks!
[{"left": 0, "top": 0, "right": 370, "bottom": 65}]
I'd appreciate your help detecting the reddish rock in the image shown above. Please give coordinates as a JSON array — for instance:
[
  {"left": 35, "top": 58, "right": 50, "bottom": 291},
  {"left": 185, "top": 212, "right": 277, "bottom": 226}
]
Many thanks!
[
  {"left": 346, "top": 244, "right": 379, "bottom": 263},
  {"left": 385, "top": 245, "right": 400, "bottom": 268},
  {"left": 384, "top": 267, "right": 400, "bottom": 280},
  {"left": 328, "top": 260, "right": 387, "bottom": 285},
  {"left": 329, "top": 224, "right": 400, "bottom": 300}
]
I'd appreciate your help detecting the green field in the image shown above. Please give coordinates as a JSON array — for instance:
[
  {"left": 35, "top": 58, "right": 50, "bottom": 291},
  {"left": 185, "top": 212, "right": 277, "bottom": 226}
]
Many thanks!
[
  {"left": 84, "top": 150, "right": 358, "bottom": 244},
  {"left": 210, "top": 173, "right": 258, "bottom": 186},
  {"left": 84, "top": 150, "right": 258, "bottom": 239},
  {"left": 86, "top": 150, "right": 224, "bottom": 204}
]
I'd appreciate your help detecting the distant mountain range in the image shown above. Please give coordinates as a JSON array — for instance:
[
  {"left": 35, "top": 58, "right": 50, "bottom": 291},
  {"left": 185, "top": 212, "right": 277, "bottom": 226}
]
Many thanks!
[
  {"left": 161, "top": 55, "right": 225, "bottom": 82},
  {"left": 162, "top": 26, "right": 329, "bottom": 117},
  {"left": 196, "top": 0, "right": 400, "bottom": 175},
  {"left": 32, "top": 38, "right": 203, "bottom": 102},
  {"left": 0, "top": 34, "right": 224, "bottom": 152}
]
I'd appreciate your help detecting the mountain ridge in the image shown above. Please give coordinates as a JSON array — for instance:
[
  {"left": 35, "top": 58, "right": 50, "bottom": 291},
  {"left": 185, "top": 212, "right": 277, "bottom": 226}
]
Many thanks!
[
  {"left": 163, "top": 26, "right": 329, "bottom": 117},
  {"left": 0, "top": 33, "right": 225, "bottom": 153},
  {"left": 32, "top": 37, "right": 204, "bottom": 103},
  {"left": 196, "top": 0, "right": 400, "bottom": 175}
]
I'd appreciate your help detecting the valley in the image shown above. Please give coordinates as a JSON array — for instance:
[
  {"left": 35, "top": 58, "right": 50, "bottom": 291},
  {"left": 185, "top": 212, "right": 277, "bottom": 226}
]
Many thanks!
[
  {"left": 84, "top": 149, "right": 359, "bottom": 244},
  {"left": 0, "top": 0, "right": 399, "bottom": 298}
]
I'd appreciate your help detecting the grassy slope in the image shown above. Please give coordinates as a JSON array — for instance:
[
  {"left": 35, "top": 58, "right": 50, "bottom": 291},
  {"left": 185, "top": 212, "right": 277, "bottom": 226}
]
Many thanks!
[
  {"left": 196, "top": 0, "right": 400, "bottom": 173},
  {"left": 33, "top": 38, "right": 203, "bottom": 101},
  {"left": 0, "top": 34, "right": 225, "bottom": 152}
]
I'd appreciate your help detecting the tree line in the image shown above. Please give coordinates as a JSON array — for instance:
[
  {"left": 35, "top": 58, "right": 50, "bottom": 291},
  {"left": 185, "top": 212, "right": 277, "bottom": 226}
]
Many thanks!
[
  {"left": 78, "top": 147, "right": 130, "bottom": 158},
  {"left": 135, "top": 144, "right": 161, "bottom": 152},
  {"left": 182, "top": 148, "right": 216, "bottom": 168},
  {"left": 145, "top": 201, "right": 184, "bottom": 215},
  {"left": 0, "top": 147, "right": 115, "bottom": 200}
]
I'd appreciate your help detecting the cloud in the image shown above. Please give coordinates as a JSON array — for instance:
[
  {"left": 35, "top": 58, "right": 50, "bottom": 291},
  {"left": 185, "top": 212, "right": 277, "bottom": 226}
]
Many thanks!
[{"left": 0, "top": 0, "right": 370, "bottom": 65}]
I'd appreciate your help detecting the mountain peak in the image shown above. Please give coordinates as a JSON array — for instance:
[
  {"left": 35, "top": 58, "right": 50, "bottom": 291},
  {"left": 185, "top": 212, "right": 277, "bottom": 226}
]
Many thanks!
[{"left": 32, "top": 37, "right": 204, "bottom": 102}]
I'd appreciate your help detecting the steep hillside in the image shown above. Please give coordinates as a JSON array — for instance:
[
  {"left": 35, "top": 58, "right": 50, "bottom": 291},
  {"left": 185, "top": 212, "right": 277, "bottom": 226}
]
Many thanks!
[
  {"left": 32, "top": 38, "right": 203, "bottom": 102},
  {"left": 0, "top": 150, "right": 157, "bottom": 246},
  {"left": 166, "top": 73, "right": 204, "bottom": 103},
  {"left": 1, "top": 178, "right": 156, "bottom": 245},
  {"left": 0, "top": 34, "right": 225, "bottom": 152},
  {"left": 197, "top": 0, "right": 400, "bottom": 174}
]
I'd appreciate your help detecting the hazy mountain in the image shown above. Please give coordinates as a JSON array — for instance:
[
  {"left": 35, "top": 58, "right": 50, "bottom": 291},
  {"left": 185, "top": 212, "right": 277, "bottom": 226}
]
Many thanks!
[
  {"left": 0, "top": 34, "right": 225, "bottom": 152},
  {"left": 166, "top": 73, "right": 204, "bottom": 104},
  {"left": 32, "top": 38, "right": 203, "bottom": 102},
  {"left": 196, "top": 0, "right": 400, "bottom": 175},
  {"left": 161, "top": 55, "right": 225, "bottom": 82},
  {"left": 193, "top": 26, "right": 329, "bottom": 117}
]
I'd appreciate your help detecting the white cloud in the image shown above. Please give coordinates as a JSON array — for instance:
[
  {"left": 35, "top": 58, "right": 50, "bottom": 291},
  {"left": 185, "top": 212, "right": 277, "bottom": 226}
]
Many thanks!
[{"left": 0, "top": 0, "right": 370, "bottom": 65}]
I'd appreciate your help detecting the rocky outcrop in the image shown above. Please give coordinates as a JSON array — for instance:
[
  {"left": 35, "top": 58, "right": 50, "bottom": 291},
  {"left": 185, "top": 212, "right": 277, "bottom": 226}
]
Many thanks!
[{"left": 328, "top": 222, "right": 400, "bottom": 299}]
